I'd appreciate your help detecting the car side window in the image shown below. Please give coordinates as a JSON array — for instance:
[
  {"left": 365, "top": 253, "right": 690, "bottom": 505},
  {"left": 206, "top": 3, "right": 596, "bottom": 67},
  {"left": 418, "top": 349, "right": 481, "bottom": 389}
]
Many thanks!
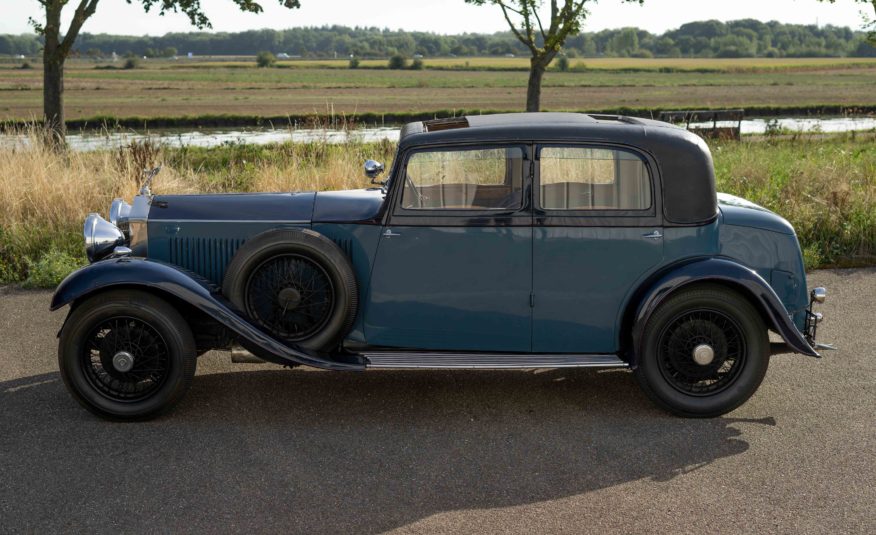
[
  {"left": 539, "top": 147, "right": 651, "bottom": 211},
  {"left": 401, "top": 147, "right": 525, "bottom": 210}
]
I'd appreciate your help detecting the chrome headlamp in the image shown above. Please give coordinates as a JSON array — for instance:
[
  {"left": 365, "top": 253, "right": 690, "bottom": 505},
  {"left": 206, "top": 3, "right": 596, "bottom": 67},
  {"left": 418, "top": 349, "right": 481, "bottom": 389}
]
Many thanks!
[
  {"left": 84, "top": 213, "right": 126, "bottom": 263},
  {"left": 109, "top": 198, "right": 132, "bottom": 226}
]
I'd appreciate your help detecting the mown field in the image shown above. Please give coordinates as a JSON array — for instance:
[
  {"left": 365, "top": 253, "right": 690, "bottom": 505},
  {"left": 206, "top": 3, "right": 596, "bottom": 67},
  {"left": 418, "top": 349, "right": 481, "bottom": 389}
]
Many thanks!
[
  {"left": 2, "top": 57, "right": 876, "bottom": 123},
  {"left": 1, "top": 131, "right": 874, "bottom": 287}
]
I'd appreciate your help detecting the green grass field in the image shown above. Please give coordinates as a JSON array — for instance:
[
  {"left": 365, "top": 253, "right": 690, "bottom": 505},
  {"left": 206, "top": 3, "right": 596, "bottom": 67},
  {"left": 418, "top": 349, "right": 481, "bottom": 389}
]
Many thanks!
[{"left": 2, "top": 57, "right": 876, "bottom": 124}]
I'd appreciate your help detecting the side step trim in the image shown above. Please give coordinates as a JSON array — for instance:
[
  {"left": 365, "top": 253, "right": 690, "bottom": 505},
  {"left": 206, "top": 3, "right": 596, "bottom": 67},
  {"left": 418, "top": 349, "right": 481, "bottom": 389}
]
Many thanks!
[{"left": 363, "top": 352, "right": 628, "bottom": 370}]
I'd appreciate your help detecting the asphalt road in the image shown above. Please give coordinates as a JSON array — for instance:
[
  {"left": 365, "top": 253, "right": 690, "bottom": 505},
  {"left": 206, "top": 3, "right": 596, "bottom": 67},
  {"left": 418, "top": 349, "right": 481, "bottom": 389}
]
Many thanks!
[{"left": 1, "top": 269, "right": 874, "bottom": 534}]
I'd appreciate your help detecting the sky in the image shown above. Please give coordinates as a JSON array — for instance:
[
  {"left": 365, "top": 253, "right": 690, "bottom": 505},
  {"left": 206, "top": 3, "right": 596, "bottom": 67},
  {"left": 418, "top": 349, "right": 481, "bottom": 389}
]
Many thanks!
[{"left": 0, "top": 0, "right": 870, "bottom": 36}]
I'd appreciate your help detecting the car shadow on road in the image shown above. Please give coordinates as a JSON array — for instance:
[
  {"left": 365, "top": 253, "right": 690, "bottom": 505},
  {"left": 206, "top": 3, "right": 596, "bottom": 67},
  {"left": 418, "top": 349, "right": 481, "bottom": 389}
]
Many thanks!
[{"left": 0, "top": 367, "right": 775, "bottom": 533}]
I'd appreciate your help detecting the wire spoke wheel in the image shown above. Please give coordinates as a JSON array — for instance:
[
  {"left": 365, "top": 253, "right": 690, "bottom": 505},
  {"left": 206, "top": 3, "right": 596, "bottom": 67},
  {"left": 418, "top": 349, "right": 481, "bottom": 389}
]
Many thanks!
[
  {"left": 244, "top": 253, "right": 336, "bottom": 342},
  {"left": 81, "top": 316, "right": 172, "bottom": 403},
  {"left": 657, "top": 308, "right": 747, "bottom": 396}
]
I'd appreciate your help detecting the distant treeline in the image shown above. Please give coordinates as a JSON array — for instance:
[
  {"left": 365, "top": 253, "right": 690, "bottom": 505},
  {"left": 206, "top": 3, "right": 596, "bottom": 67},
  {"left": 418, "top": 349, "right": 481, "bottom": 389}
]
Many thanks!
[{"left": 2, "top": 19, "right": 875, "bottom": 59}]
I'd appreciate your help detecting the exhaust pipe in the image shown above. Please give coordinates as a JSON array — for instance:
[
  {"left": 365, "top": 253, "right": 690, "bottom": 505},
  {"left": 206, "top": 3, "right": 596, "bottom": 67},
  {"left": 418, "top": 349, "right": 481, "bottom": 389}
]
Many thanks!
[{"left": 230, "top": 345, "right": 266, "bottom": 364}]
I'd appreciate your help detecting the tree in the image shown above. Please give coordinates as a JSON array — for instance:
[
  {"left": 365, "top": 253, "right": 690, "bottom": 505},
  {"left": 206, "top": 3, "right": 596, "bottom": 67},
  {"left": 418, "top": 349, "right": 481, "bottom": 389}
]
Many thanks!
[
  {"left": 820, "top": 1, "right": 876, "bottom": 41},
  {"left": 388, "top": 54, "right": 408, "bottom": 69},
  {"left": 256, "top": 50, "right": 276, "bottom": 67},
  {"left": 608, "top": 27, "right": 639, "bottom": 56},
  {"left": 31, "top": 0, "right": 300, "bottom": 143},
  {"left": 556, "top": 54, "right": 570, "bottom": 71},
  {"left": 465, "top": 1, "right": 642, "bottom": 112}
]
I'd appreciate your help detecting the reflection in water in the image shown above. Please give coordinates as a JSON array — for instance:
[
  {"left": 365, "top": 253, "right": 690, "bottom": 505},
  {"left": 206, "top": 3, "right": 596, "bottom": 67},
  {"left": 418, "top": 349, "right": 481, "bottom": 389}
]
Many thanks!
[
  {"left": 690, "top": 116, "right": 876, "bottom": 134},
  {"left": 1, "top": 116, "right": 874, "bottom": 152},
  {"left": 0, "top": 126, "right": 401, "bottom": 152}
]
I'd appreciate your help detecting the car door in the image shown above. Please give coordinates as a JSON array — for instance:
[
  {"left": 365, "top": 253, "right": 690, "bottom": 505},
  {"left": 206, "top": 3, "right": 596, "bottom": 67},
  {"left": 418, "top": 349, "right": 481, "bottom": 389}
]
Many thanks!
[
  {"left": 532, "top": 144, "right": 664, "bottom": 353},
  {"left": 364, "top": 144, "right": 533, "bottom": 352}
]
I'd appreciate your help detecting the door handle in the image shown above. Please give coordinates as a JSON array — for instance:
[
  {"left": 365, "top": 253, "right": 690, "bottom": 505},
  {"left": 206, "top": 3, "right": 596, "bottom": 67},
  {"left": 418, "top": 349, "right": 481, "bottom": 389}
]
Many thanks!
[
  {"left": 382, "top": 229, "right": 401, "bottom": 239},
  {"left": 642, "top": 230, "right": 663, "bottom": 240}
]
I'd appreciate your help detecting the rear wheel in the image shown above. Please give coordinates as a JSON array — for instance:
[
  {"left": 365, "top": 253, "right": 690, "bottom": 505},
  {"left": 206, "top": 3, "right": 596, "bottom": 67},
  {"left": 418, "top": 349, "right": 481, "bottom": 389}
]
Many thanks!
[
  {"left": 58, "top": 289, "right": 197, "bottom": 421},
  {"left": 633, "top": 284, "right": 770, "bottom": 417}
]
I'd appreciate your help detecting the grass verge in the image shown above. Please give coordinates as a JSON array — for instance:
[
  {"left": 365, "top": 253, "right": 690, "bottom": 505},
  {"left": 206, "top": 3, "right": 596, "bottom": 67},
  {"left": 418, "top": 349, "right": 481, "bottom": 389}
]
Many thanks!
[{"left": 1, "top": 131, "right": 873, "bottom": 287}]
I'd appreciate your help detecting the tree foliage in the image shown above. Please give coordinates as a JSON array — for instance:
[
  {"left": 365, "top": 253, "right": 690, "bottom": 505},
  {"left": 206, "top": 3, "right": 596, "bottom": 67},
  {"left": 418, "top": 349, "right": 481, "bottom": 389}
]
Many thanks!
[
  {"left": 256, "top": 50, "right": 276, "bottom": 67},
  {"left": 387, "top": 53, "right": 408, "bottom": 69},
  {"left": 465, "top": 1, "right": 641, "bottom": 110},
  {"left": 30, "top": 0, "right": 300, "bottom": 141},
  {"left": 3, "top": 21, "right": 872, "bottom": 59},
  {"left": 819, "top": 0, "right": 876, "bottom": 41}
]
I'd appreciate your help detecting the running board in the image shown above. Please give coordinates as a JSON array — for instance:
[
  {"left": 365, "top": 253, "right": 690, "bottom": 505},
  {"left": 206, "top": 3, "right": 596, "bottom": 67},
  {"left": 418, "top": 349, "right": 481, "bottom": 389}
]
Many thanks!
[{"left": 362, "top": 352, "right": 628, "bottom": 369}]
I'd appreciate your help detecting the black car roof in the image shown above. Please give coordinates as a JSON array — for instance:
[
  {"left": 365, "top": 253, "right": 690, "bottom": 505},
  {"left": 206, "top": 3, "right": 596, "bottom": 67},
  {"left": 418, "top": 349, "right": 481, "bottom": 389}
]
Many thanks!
[
  {"left": 397, "top": 112, "right": 717, "bottom": 226},
  {"left": 399, "top": 112, "right": 680, "bottom": 143}
]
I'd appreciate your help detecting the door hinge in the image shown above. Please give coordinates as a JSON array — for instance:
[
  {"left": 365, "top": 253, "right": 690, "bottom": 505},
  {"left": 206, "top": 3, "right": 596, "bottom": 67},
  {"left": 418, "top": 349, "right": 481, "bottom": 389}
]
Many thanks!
[{"left": 530, "top": 293, "right": 535, "bottom": 308}]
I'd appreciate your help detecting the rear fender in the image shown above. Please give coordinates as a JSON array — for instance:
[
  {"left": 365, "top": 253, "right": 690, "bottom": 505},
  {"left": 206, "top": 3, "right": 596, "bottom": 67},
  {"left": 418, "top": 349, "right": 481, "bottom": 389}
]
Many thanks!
[
  {"left": 629, "top": 257, "right": 818, "bottom": 367},
  {"left": 51, "top": 258, "right": 365, "bottom": 370}
]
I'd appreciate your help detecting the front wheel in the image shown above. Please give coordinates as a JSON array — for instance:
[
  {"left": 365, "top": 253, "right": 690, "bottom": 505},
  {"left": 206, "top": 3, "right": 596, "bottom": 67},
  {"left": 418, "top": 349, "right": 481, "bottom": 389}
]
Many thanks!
[
  {"left": 633, "top": 284, "right": 770, "bottom": 418},
  {"left": 58, "top": 289, "right": 197, "bottom": 421}
]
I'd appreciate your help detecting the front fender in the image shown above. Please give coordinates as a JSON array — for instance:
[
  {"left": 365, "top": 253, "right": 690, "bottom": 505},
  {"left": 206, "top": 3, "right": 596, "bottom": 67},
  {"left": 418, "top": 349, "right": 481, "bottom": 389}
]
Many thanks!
[
  {"left": 51, "top": 258, "right": 364, "bottom": 370},
  {"left": 630, "top": 257, "right": 818, "bottom": 366}
]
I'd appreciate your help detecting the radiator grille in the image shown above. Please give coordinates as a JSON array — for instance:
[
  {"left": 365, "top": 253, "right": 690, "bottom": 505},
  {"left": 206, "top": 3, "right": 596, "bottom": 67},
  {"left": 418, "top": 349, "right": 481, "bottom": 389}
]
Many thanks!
[{"left": 169, "top": 237, "right": 244, "bottom": 285}]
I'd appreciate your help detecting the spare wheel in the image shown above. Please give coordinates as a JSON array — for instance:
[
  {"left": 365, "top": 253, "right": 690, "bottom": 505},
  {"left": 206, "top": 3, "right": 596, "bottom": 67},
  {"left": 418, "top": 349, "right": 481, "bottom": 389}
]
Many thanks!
[{"left": 222, "top": 228, "right": 358, "bottom": 352}]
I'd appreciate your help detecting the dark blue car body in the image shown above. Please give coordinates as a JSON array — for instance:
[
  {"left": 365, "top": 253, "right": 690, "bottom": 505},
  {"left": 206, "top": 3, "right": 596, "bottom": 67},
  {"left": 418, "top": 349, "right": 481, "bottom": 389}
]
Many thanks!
[{"left": 53, "top": 113, "right": 829, "bottom": 418}]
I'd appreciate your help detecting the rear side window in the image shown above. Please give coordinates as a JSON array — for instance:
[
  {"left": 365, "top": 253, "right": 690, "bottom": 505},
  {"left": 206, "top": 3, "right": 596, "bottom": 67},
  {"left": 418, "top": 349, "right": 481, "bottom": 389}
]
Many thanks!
[
  {"left": 402, "top": 147, "right": 525, "bottom": 210},
  {"left": 539, "top": 147, "right": 651, "bottom": 211}
]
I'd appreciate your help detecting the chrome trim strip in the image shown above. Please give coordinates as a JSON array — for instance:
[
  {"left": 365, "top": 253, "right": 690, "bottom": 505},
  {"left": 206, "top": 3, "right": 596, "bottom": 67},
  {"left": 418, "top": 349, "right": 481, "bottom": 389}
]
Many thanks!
[
  {"left": 127, "top": 195, "right": 151, "bottom": 257},
  {"left": 128, "top": 221, "right": 148, "bottom": 257},
  {"left": 148, "top": 219, "right": 311, "bottom": 224},
  {"left": 363, "top": 352, "right": 628, "bottom": 369}
]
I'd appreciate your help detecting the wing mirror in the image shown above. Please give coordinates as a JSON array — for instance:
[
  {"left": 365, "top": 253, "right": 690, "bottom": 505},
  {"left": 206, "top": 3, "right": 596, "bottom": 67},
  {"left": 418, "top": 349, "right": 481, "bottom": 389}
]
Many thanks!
[{"left": 364, "top": 159, "right": 385, "bottom": 184}]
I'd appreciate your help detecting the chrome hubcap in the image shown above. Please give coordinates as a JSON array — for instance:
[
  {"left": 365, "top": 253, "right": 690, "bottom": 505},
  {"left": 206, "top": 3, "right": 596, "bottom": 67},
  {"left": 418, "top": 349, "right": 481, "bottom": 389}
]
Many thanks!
[
  {"left": 278, "top": 287, "right": 302, "bottom": 310},
  {"left": 112, "top": 350, "right": 135, "bottom": 373},
  {"left": 692, "top": 344, "right": 715, "bottom": 366}
]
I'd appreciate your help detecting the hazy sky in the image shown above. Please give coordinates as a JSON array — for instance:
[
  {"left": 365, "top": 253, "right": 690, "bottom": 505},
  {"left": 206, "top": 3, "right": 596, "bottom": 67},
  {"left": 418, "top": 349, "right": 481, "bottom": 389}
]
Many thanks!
[{"left": 0, "top": 0, "right": 869, "bottom": 36}]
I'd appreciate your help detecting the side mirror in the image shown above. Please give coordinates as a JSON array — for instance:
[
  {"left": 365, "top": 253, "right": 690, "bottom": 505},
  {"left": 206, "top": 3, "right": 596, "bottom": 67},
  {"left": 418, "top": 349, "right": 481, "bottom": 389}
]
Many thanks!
[{"left": 364, "top": 159, "right": 385, "bottom": 183}]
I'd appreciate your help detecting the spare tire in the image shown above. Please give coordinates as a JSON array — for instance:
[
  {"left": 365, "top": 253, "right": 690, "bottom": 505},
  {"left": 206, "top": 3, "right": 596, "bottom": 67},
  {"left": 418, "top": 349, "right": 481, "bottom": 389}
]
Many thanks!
[{"left": 222, "top": 228, "right": 357, "bottom": 352}]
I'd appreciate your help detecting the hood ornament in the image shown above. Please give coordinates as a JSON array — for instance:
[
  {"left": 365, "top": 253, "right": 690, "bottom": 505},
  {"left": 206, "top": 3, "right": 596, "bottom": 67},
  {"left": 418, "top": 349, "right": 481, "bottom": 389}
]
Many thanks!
[{"left": 139, "top": 166, "right": 162, "bottom": 196}]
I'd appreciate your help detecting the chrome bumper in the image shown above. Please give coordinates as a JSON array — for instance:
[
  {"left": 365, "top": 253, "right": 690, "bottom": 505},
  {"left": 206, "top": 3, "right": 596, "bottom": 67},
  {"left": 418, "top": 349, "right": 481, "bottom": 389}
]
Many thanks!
[{"left": 804, "top": 286, "right": 835, "bottom": 352}]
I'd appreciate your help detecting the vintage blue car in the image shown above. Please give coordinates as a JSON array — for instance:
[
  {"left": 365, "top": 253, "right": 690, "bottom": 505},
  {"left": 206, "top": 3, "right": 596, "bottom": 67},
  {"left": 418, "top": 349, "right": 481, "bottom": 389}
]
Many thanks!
[{"left": 53, "top": 113, "right": 829, "bottom": 420}]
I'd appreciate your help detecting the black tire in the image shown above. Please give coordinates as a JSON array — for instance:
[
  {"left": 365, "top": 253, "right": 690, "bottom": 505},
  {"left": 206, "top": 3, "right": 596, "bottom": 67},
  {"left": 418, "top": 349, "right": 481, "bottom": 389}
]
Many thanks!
[
  {"left": 633, "top": 284, "right": 770, "bottom": 418},
  {"left": 58, "top": 289, "right": 197, "bottom": 421},
  {"left": 222, "top": 228, "right": 358, "bottom": 352}
]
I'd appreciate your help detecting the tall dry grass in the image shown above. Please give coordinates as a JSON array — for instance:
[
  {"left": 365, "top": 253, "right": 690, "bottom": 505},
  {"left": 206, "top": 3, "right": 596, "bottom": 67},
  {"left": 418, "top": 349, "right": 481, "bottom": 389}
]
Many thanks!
[
  {"left": 0, "top": 128, "right": 873, "bottom": 285},
  {"left": 0, "top": 129, "right": 394, "bottom": 283}
]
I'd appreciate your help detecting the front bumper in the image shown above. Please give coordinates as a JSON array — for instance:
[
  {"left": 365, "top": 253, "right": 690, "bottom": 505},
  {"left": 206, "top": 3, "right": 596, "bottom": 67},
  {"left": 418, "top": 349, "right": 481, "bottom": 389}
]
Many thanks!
[{"left": 804, "top": 286, "right": 835, "bottom": 353}]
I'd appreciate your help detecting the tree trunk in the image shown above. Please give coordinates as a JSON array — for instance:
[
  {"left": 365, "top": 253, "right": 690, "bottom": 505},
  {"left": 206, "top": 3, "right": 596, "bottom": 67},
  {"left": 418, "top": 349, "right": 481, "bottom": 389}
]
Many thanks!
[
  {"left": 43, "top": 8, "right": 67, "bottom": 147},
  {"left": 43, "top": 36, "right": 66, "bottom": 143},
  {"left": 526, "top": 58, "right": 547, "bottom": 112}
]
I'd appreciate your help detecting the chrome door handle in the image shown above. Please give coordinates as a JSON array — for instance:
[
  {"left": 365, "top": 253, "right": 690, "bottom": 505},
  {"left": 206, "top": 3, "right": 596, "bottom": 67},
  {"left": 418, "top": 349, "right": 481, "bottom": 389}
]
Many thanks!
[
  {"left": 382, "top": 229, "right": 401, "bottom": 239},
  {"left": 642, "top": 230, "right": 663, "bottom": 240}
]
